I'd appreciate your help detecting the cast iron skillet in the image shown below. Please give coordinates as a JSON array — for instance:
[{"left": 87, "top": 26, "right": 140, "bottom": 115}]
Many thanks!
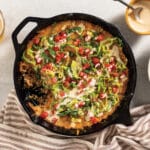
[{"left": 12, "top": 13, "right": 137, "bottom": 136}]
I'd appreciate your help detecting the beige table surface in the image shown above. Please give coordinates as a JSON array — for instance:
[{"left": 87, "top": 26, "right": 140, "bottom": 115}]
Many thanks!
[{"left": 0, "top": 0, "right": 150, "bottom": 109}]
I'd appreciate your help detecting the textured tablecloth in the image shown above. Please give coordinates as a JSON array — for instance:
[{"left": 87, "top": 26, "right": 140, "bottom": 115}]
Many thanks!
[{"left": 0, "top": 89, "right": 149, "bottom": 150}]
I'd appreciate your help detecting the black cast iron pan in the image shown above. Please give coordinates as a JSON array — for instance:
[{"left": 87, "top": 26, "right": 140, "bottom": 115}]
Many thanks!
[{"left": 12, "top": 13, "right": 137, "bottom": 136}]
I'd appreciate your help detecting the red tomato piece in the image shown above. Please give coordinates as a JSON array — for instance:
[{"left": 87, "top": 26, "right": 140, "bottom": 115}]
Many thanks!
[
  {"left": 53, "top": 46, "right": 60, "bottom": 51},
  {"left": 112, "top": 86, "right": 119, "bottom": 93},
  {"left": 85, "top": 48, "right": 91, "bottom": 56},
  {"left": 104, "top": 63, "right": 110, "bottom": 68},
  {"left": 90, "top": 117, "right": 99, "bottom": 124},
  {"left": 54, "top": 35, "right": 61, "bottom": 42},
  {"left": 83, "top": 63, "right": 90, "bottom": 70},
  {"left": 92, "top": 57, "right": 100, "bottom": 64},
  {"left": 99, "top": 92, "right": 107, "bottom": 99},
  {"left": 79, "top": 71, "right": 86, "bottom": 77},
  {"left": 33, "top": 37, "right": 40, "bottom": 45},
  {"left": 66, "top": 76, "right": 72, "bottom": 82},
  {"left": 51, "top": 77, "right": 57, "bottom": 84},
  {"left": 54, "top": 103, "right": 58, "bottom": 109},
  {"left": 78, "top": 47, "right": 84, "bottom": 55},
  {"left": 59, "top": 91, "right": 65, "bottom": 97},
  {"left": 42, "top": 63, "right": 53, "bottom": 71},
  {"left": 74, "top": 39, "right": 80, "bottom": 46},
  {"left": 111, "top": 65, "right": 116, "bottom": 71},
  {"left": 55, "top": 52, "right": 64, "bottom": 63},
  {"left": 105, "top": 62, "right": 116, "bottom": 72},
  {"left": 45, "top": 63, "right": 53, "bottom": 70},
  {"left": 96, "top": 34, "right": 104, "bottom": 42},
  {"left": 40, "top": 112, "right": 48, "bottom": 119},
  {"left": 78, "top": 101, "right": 85, "bottom": 107},
  {"left": 56, "top": 56, "right": 61, "bottom": 63},
  {"left": 59, "top": 31, "right": 67, "bottom": 39},
  {"left": 64, "top": 80, "right": 70, "bottom": 87},
  {"left": 60, "top": 52, "right": 65, "bottom": 58},
  {"left": 44, "top": 50, "right": 49, "bottom": 55},
  {"left": 111, "top": 72, "right": 119, "bottom": 77},
  {"left": 51, "top": 117, "right": 58, "bottom": 124}
]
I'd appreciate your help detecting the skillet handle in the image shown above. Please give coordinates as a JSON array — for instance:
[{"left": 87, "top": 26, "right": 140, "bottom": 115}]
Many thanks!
[{"left": 12, "top": 17, "right": 45, "bottom": 54}]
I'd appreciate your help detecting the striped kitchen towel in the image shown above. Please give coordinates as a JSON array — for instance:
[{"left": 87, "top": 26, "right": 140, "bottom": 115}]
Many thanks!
[{"left": 0, "top": 89, "right": 149, "bottom": 150}]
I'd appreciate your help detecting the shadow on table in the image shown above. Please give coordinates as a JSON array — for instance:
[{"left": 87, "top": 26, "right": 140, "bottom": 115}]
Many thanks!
[
  {"left": 132, "top": 50, "right": 150, "bottom": 107},
  {"left": 110, "top": 14, "right": 141, "bottom": 47}
]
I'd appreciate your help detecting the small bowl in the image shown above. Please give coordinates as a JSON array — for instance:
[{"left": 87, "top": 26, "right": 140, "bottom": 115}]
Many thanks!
[
  {"left": 0, "top": 10, "right": 5, "bottom": 38},
  {"left": 125, "top": 0, "right": 150, "bottom": 35}
]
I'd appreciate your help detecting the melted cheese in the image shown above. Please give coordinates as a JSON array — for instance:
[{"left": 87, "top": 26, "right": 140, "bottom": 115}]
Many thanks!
[{"left": 111, "top": 45, "right": 123, "bottom": 63}]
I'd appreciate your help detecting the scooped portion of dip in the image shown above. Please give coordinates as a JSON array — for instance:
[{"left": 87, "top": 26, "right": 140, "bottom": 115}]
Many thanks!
[
  {"left": 126, "top": 0, "right": 150, "bottom": 34},
  {"left": 19, "top": 20, "right": 128, "bottom": 134}
]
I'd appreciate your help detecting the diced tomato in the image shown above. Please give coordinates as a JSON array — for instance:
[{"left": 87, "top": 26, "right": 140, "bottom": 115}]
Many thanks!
[
  {"left": 63, "top": 76, "right": 72, "bottom": 87},
  {"left": 54, "top": 31, "right": 67, "bottom": 42},
  {"left": 78, "top": 47, "right": 84, "bottom": 55},
  {"left": 83, "top": 63, "right": 90, "bottom": 70},
  {"left": 51, "top": 117, "right": 58, "bottom": 124},
  {"left": 54, "top": 35, "right": 62, "bottom": 42},
  {"left": 105, "top": 63, "right": 116, "bottom": 72},
  {"left": 33, "top": 37, "right": 40, "bottom": 45},
  {"left": 55, "top": 52, "right": 64, "bottom": 63},
  {"left": 44, "top": 50, "right": 49, "bottom": 56},
  {"left": 112, "top": 86, "right": 119, "bottom": 93},
  {"left": 111, "top": 72, "right": 119, "bottom": 77},
  {"left": 51, "top": 109, "right": 55, "bottom": 115},
  {"left": 56, "top": 52, "right": 64, "bottom": 58},
  {"left": 56, "top": 56, "right": 61, "bottom": 63},
  {"left": 56, "top": 54, "right": 62, "bottom": 63},
  {"left": 99, "top": 92, "right": 107, "bottom": 99},
  {"left": 66, "top": 76, "right": 72, "bottom": 82},
  {"left": 53, "top": 46, "right": 60, "bottom": 51},
  {"left": 111, "top": 65, "right": 116, "bottom": 71},
  {"left": 45, "top": 63, "right": 53, "bottom": 69},
  {"left": 64, "top": 80, "right": 70, "bottom": 87},
  {"left": 54, "top": 104, "right": 58, "bottom": 109},
  {"left": 79, "top": 71, "right": 86, "bottom": 77},
  {"left": 59, "top": 31, "right": 67, "bottom": 39},
  {"left": 60, "top": 52, "right": 65, "bottom": 58},
  {"left": 40, "top": 112, "right": 48, "bottom": 119},
  {"left": 123, "top": 70, "right": 128, "bottom": 76},
  {"left": 87, "top": 78, "right": 92, "bottom": 84},
  {"left": 96, "top": 34, "right": 104, "bottom": 42},
  {"left": 51, "top": 77, "right": 57, "bottom": 84},
  {"left": 92, "top": 57, "right": 100, "bottom": 64},
  {"left": 74, "top": 39, "right": 80, "bottom": 46},
  {"left": 79, "top": 83, "right": 85, "bottom": 89},
  {"left": 59, "top": 91, "right": 65, "bottom": 97},
  {"left": 42, "top": 63, "right": 53, "bottom": 71},
  {"left": 85, "top": 48, "right": 91, "bottom": 56},
  {"left": 78, "top": 101, "right": 85, "bottom": 107},
  {"left": 104, "top": 63, "right": 111, "bottom": 68},
  {"left": 90, "top": 117, "right": 99, "bottom": 124}
]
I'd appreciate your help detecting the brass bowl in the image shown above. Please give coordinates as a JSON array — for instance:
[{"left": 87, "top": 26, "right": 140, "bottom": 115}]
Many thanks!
[{"left": 125, "top": 0, "right": 150, "bottom": 35}]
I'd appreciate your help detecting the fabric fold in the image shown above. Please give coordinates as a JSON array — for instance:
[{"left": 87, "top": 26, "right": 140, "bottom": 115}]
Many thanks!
[{"left": 0, "top": 89, "right": 149, "bottom": 150}]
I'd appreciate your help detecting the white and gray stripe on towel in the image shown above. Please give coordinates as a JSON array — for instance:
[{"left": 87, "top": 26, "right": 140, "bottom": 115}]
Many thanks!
[{"left": 0, "top": 89, "right": 149, "bottom": 150}]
